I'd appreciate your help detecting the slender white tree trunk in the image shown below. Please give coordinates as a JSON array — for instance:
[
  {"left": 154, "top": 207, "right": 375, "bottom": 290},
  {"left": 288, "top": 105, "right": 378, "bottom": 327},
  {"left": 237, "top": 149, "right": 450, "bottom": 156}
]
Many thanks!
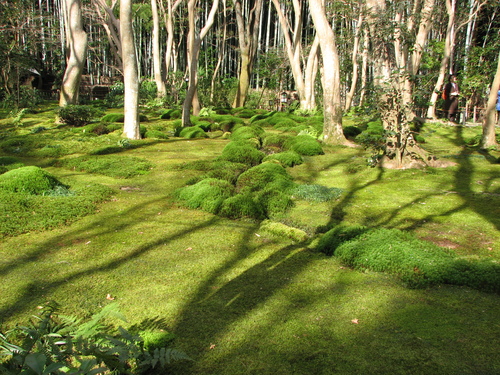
[
  {"left": 59, "top": 0, "right": 87, "bottom": 106},
  {"left": 151, "top": 0, "right": 166, "bottom": 97},
  {"left": 482, "top": 51, "right": 500, "bottom": 149},
  {"left": 121, "top": 0, "right": 140, "bottom": 139}
]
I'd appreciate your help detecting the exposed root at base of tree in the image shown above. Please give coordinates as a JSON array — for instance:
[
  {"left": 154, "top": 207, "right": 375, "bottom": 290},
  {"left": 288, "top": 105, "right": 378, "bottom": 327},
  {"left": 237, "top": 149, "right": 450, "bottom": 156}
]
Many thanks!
[{"left": 380, "top": 144, "right": 456, "bottom": 169}]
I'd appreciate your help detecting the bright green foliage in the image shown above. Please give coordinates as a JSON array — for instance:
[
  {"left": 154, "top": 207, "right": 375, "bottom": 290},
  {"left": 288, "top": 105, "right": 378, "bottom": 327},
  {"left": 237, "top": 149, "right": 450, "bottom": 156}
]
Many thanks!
[
  {"left": 139, "top": 330, "right": 176, "bottom": 351},
  {"left": 218, "top": 193, "right": 264, "bottom": 219},
  {"left": 176, "top": 178, "right": 235, "bottom": 214},
  {"left": 218, "top": 141, "right": 265, "bottom": 166},
  {"left": 263, "top": 151, "right": 303, "bottom": 167},
  {"left": 58, "top": 105, "right": 103, "bottom": 127},
  {"left": 101, "top": 113, "right": 125, "bottom": 122},
  {"left": 60, "top": 155, "right": 153, "bottom": 178},
  {"left": 0, "top": 166, "right": 67, "bottom": 195},
  {"left": 0, "top": 303, "right": 190, "bottom": 374},
  {"left": 179, "top": 126, "right": 208, "bottom": 139},
  {"left": 284, "top": 134, "right": 324, "bottom": 156},
  {"left": 292, "top": 184, "right": 343, "bottom": 202},
  {"left": 236, "top": 162, "right": 292, "bottom": 193}
]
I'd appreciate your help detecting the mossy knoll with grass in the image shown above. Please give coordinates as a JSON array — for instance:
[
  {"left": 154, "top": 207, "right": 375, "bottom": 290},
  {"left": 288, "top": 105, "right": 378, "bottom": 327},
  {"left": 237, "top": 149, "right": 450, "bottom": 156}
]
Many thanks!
[{"left": 0, "top": 103, "right": 499, "bottom": 374}]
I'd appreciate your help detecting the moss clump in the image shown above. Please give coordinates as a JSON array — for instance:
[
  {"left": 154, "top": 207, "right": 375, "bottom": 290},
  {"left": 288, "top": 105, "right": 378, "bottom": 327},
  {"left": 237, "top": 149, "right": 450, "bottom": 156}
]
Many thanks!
[
  {"left": 218, "top": 141, "right": 265, "bottom": 166},
  {"left": 185, "top": 161, "right": 248, "bottom": 185},
  {"left": 315, "top": 224, "right": 368, "bottom": 256},
  {"left": 145, "top": 129, "right": 169, "bottom": 139},
  {"left": 160, "top": 109, "right": 182, "bottom": 120},
  {"left": 101, "top": 113, "right": 125, "bottom": 122},
  {"left": 176, "top": 178, "right": 235, "bottom": 214},
  {"left": 261, "top": 134, "right": 291, "bottom": 150},
  {"left": 218, "top": 193, "right": 264, "bottom": 220},
  {"left": 230, "top": 125, "right": 264, "bottom": 144},
  {"left": 263, "top": 151, "right": 303, "bottom": 167},
  {"left": 60, "top": 155, "right": 153, "bottom": 178},
  {"left": 236, "top": 162, "right": 292, "bottom": 193},
  {"left": 259, "top": 220, "right": 308, "bottom": 242},
  {"left": 0, "top": 166, "right": 67, "bottom": 195},
  {"left": 179, "top": 126, "right": 208, "bottom": 139},
  {"left": 284, "top": 134, "right": 324, "bottom": 156},
  {"left": 255, "top": 188, "right": 294, "bottom": 217}
]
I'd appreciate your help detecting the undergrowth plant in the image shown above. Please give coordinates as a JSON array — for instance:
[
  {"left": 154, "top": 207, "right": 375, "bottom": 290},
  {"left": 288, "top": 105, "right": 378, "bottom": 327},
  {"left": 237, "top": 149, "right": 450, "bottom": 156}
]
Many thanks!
[{"left": 0, "top": 302, "right": 190, "bottom": 375}]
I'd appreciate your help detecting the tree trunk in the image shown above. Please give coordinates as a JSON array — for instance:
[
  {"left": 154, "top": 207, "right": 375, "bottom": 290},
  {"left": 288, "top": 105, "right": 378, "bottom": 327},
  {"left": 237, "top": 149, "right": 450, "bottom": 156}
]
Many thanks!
[
  {"left": 151, "top": 0, "right": 166, "bottom": 97},
  {"left": 344, "top": 11, "right": 363, "bottom": 111},
  {"left": 231, "top": 0, "right": 263, "bottom": 108},
  {"left": 121, "top": 0, "right": 140, "bottom": 139},
  {"left": 481, "top": 51, "right": 500, "bottom": 149},
  {"left": 59, "top": 0, "right": 87, "bottom": 106},
  {"left": 308, "top": 0, "right": 347, "bottom": 145}
]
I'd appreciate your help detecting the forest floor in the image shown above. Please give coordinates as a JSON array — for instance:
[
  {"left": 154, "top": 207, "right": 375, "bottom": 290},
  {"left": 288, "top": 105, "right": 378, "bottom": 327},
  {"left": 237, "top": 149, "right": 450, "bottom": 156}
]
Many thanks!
[{"left": 1, "top": 106, "right": 499, "bottom": 374}]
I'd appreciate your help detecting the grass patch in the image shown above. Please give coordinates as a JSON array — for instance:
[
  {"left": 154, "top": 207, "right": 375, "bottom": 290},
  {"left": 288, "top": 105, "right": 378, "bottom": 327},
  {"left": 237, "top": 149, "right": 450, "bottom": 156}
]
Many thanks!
[{"left": 59, "top": 155, "right": 154, "bottom": 178}]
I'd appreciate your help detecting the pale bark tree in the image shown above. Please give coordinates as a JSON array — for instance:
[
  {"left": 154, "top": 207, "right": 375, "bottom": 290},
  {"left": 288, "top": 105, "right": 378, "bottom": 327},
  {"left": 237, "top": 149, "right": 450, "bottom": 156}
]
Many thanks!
[
  {"left": 481, "top": 51, "right": 500, "bottom": 149},
  {"left": 59, "top": 0, "right": 88, "bottom": 106},
  {"left": 232, "top": 0, "right": 263, "bottom": 108},
  {"left": 210, "top": 0, "right": 227, "bottom": 102},
  {"left": 271, "top": 0, "right": 319, "bottom": 111},
  {"left": 308, "top": 0, "right": 347, "bottom": 145},
  {"left": 344, "top": 8, "right": 363, "bottom": 111},
  {"left": 93, "top": 0, "right": 123, "bottom": 73},
  {"left": 121, "top": 0, "right": 140, "bottom": 139},
  {"left": 151, "top": 0, "right": 166, "bottom": 97},
  {"left": 182, "top": 0, "right": 219, "bottom": 126}
]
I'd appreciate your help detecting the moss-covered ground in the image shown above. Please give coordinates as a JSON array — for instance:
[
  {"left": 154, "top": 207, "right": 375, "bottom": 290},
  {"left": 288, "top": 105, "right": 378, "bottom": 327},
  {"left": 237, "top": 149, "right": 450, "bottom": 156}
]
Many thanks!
[{"left": 0, "top": 104, "right": 499, "bottom": 374}]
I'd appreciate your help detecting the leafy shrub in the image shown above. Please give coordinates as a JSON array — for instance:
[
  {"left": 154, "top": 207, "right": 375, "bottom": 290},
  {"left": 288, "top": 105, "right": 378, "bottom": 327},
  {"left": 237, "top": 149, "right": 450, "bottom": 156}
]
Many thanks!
[
  {"left": 236, "top": 162, "right": 291, "bottom": 193},
  {"left": 58, "top": 105, "right": 103, "bottom": 127},
  {"left": 259, "top": 220, "right": 308, "bottom": 242},
  {"left": 176, "top": 178, "right": 235, "bottom": 214},
  {"left": 60, "top": 155, "right": 153, "bottom": 178},
  {"left": 263, "top": 151, "right": 303, "bottom": 167},
  {"left": 0, "top": 166, "right": 67, "bottom": 195},
  {"left": 179, "top": 126, "right": 208, "bottom": 139},
  {"left": 284, "top": 134, "right": 324, "bottom": 156},
  {"left": 218, "top": 141, "right": 265, "bottom": 166},
  {"left": 104, "top": 82, "right": 125, "bottom": 107},
  {"left": 218, "top": 193, "right": 264, "bottom": 219},
  {"left": 0, "top": 303, "right": 190, "bottom": 375},
  {"left": 292, "top": 184, "right": 343, "bottom": 202},
  {"left": 355, "top": 119, "right": 385, "bottom": 149},
  {"left": 101, "top": 113, "right": 125, "bottom": 122}
]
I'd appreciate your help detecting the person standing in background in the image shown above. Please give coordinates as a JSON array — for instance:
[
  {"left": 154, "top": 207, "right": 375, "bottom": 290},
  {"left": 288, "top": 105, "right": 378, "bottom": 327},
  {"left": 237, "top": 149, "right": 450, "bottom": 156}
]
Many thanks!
[{"left": 443, "top": 74, "right": 460, "bottom": 123}]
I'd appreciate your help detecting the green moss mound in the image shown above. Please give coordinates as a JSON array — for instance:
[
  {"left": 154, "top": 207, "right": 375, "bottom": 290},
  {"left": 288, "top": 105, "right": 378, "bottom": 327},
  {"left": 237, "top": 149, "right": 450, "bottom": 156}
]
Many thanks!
[
  {"left": 261, "top": 134, "right": 291, "bottom": 151},
  {"left": 0, "top": 166, "right": 67, "bottom": 195},
  {"left": 324, "top": 227, "right": 500, "bottom": 292},
  {"left": 259, "top": 220, "right": 308, "bottom": 242},
  {"left": 139, "top": 330, "right": 176, "bottom": 351},
  {"left": 236, "top": 162, "right": 292, "bottom": 193},
  {"left": 60, "top": 155, "right": 153, "bottom": 178},
  {"left": 218, "top": 193, "right": 264, "bottom": 220},
  {"left": 160, "top": 109, "right": 182, "bottom": 120},
  {"left": 176, "top": 178, "right": 235, "bottom": 214},
  {"left": 230, "top": 125, "right": 264, "bottom": 144},
  {"left": 145, "top": 129, "right": 169, "bottom": 139},
  {"left": 284, "top": 134, "right": 324, "bottom": 156},
  {"left": 218, "top": 141, "right": 265, "bottom": 166},
  {"left": 255, "top": 188, "right": 295, "bottom": 217},
  {"left": 179, "top": 126, "right": 208, "bottom": 139},
  {"left": 101, "top": 113, "right": 125, "bottom": 122},
  {"left": 263, "top": 151, "right": 303, "bottom": 167},
  {"left": 185, "top": 160, "right": 248, "bottom": 185}
]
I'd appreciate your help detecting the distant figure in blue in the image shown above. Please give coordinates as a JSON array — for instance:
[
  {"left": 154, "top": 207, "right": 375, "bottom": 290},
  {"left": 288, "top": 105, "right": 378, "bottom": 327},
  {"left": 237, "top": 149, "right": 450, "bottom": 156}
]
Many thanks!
[{"left": 497, "top": 88, "right": 500, "bottom": 124}]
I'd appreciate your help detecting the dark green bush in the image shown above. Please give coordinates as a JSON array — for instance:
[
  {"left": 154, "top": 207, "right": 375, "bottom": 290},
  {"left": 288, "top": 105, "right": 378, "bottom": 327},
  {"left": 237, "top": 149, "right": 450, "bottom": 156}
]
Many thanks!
[
  {"left": 284, "top": 134, "right": 324, "bottom": 156},
  {"left": 60, "top": 155, "right": 153, "bottom": 178},
  {"left": 263, "top": 151, "right": 303, "bottom": 167},
  {"left": 176, "top": 178, "right": 235, "bottom": 214},
  {"left": 58, "top": 105, "right": 103, "bottom": 127},
  {"left": 179, "top": 126, "right": 208, "bottom": 139},
  {"left": 343, "top": 125, "right": 362, "bottom": 138},
  {"left": 218, "top": 141, "right": 265, "bottom": 166},
  {"left": 0, "top": 166, "right": 67, "bottom": 195},
  {"left": 292, "top": 184, "right": 343, "bottom": 202},
  {"left": 218, "top": 193, "right": 264, "bottom": 219}
]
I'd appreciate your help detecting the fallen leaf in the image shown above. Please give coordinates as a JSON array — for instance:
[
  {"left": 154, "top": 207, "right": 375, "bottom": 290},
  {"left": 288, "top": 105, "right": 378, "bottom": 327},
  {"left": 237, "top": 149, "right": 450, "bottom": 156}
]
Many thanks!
[
  {"left": 185, "top": 247, "right": 193, "bottom": 251},
  {"left": 85, "top": 241, "right": 91, "bottom": 245},
  {"left": 209, "top": 343, "right": 216, "bottom": 349},
  {"left": 106, "top": 294, "right": 115, "bottom": 300},
  {"left": 351, "top": 319, "right": 359, "bottom": 324}
]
